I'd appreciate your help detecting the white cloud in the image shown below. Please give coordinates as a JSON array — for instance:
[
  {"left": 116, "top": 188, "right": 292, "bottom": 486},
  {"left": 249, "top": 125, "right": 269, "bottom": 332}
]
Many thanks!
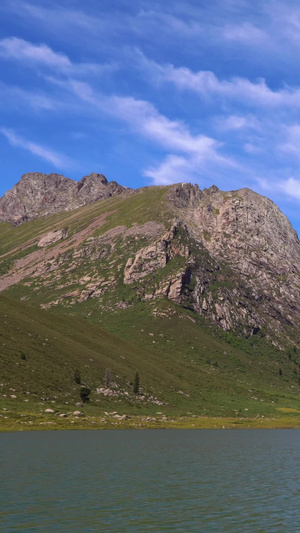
[
  {"left": 143, "top": 152, "right": 227, "bottom": 185},
  {"left": 278, "top": 177, "right": 300, "bottom": 200},
  {"left": 47, "top": 75, "right": 232, "bottom": 162},
  {"left": 0, "top": 37, "right": 71, "bottom": 69},
  {"left": 0, "top": 128, "right": 70, "bottom": 167},
  {"left": 47, "top": 75, "right": 238, "bottom": 185},
  {"left": 144, "top": 147, "right": 239, "bottom": 186},
  {"left": 0, "top": 37, "right": 101, "bottom": 75},
  {"left": 143, "top": 154, "right": 196, "bottom": 185},
  {"left": 138, "top": 54, "right": 300, "bottom": 108},
  {"left": 107, "top": 95, "right": 221, "bottom": 155},
  {"left": 258, "top": 175, "right": 300, "bottom": 201}
]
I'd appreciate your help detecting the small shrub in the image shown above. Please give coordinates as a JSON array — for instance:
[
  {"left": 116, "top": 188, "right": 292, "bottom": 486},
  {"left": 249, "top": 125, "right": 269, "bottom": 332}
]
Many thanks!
[
  {"left": 80, "top": 385, "right": 91, "bottom": 403},
  {"left": 20, "top": 351, "right": 27, "bottom": 360}
]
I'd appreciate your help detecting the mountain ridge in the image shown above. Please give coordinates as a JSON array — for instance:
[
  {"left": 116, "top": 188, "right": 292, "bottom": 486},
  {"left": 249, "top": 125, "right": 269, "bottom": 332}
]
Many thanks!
[
  {"left": 0, "top": 171, "right": 131, "bottom": 224},
  {"left": 1, "top": 175, "right": 300, "bottom": 351}
]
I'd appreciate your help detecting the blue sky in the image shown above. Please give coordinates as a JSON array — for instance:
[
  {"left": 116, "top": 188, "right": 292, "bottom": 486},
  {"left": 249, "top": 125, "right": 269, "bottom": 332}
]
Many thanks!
[{"left": 2, "top": 1, "right": 300, "bottom": 233}]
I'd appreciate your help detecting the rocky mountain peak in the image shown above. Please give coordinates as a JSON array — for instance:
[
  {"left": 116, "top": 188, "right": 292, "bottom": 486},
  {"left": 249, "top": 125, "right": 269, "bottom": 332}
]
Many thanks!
[
  {"left": 0, "top": 171, "right": 130, "bottom": 224},
  {"left": 78, "top": 173, "right": 108, "bottom": 190},
  {"left": 76, "top": 173, "right": 125, "bottom": 203}
]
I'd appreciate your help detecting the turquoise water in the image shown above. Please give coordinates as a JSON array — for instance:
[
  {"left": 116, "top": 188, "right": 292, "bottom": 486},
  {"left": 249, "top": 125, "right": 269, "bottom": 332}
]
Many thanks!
[{"left": 1, "top": 429, "right": 300, "bottom": 532}]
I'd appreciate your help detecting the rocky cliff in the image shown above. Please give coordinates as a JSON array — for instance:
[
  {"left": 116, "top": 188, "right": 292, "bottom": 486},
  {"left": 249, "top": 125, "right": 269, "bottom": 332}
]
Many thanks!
[
  {"left": 0, "top": 172, "right": 129, "bottom": 224},
  {"left": 1, "top": 177, "right": 300, "bottom": 349},
  {"left": 167, "top": 184, "right": 300, "bottom": 342}
]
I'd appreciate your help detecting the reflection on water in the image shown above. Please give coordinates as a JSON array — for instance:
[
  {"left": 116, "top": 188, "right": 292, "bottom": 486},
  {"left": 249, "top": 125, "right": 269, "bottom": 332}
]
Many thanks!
[{"left": 1, "top": 429, "right": 300, "bottom": 532}]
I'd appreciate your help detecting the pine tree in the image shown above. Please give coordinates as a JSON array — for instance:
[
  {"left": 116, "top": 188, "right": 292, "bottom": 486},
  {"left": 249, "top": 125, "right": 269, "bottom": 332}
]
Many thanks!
[
  {"left": 80, "top": 385, "right": 91, "bottom": 403},
  {"left": 133, "top": 371, "right": 140, "bottom": 394}
]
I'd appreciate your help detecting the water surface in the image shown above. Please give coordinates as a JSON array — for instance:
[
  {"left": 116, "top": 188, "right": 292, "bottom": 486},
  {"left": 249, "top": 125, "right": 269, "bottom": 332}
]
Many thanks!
[{"left": 1, "top": 429, "right": 300, "bottom": 532}]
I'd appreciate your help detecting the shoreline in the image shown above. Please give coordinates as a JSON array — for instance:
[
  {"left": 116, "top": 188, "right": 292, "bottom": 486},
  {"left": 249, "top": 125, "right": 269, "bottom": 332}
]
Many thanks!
[{"left": 2, "top": 414, "right": 300, "bottom": 432}]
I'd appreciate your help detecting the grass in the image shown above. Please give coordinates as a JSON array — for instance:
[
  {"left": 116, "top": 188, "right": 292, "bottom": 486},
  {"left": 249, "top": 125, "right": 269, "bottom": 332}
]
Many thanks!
[
  {"left": 2, "top": 399, "right": 300, "bottom": 432},
  {"left": 2, "top": 294, "right": 300, "bottom": 431}
]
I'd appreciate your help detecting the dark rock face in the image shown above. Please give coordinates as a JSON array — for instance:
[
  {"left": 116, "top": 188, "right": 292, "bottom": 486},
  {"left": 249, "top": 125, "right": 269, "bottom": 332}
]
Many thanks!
[{"left": 0, "top": 172, "right": 129, "bottom": 224}]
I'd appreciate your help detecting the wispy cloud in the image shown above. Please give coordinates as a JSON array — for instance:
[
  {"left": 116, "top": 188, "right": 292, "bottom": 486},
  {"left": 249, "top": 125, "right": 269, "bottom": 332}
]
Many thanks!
[
  {"left": 279, "top": 177, "right": 300, "bottom": 200},
  {"left": 108, "top": 96, "right": 240, "bottom": 184},
  {"left": 137, "top": 53, "right": 300, "bottom": 108},
  {"left": 0, "top": 37, "right": 105, "bottom": 75},
  {"left": 107, "top": 96, "right": 220, "bottom": 155},
  {"left": 143, "top": 150, "right": 236, "bottom": 186},
  {"left": 46, "top": 76, "right": 237, "bottom": 184},
  {"left": 222, "top": 22, "right": 270, "bottom": 45},
  {"left": 0, "top": 37, "right": 71, "bottom": 69},
  {"left": 0, "top": 128, "right": 70, "bottom": 167},
  {"left": 46, "top": 75, "right": 219, "bottom": 154},
  {"left": 0, "top": 81, "right": 55, "bottom": 111},
  {"left": 259, "top": 175, "right": 300, "bottom": 201},
  {"left": 136, "top": 9, "right": 204, "bottom": 36},
  {"left": 215, "top": 114, "right": 260, "bottom": 131},
  {"left": 143, "top": 154, "right": 193, "bottom": 184},
  {"left": 2, "top": 1, "right": 104, "bottom": 32}
]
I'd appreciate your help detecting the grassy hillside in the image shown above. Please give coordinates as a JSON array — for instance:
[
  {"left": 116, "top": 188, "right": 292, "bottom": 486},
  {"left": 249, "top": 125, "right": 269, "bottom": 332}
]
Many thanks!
[{"left": 2, "top": 294, "right": 300, "bottom": 430}]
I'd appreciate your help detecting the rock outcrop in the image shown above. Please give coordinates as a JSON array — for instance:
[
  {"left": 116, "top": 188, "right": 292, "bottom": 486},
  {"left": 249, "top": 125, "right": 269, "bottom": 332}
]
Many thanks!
[
  {"left": 168, "top": 184, "right": 300, "bottom": 339},
  {"left": 38, "top": 229, "right": 67, "bottom": 248},
  {"left": 0, "top": 172, "right": 130, "bottom": 224}
]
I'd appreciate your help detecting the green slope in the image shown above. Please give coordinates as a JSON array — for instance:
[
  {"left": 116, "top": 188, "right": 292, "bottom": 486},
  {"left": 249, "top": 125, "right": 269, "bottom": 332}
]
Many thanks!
[{"left": 2, "top": 294, "right": 300, "bottom": 427}]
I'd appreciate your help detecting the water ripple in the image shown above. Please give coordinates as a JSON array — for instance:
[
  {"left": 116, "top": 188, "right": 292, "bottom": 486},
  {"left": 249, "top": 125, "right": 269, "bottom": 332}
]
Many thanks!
[{"left": 1, "top": 429, "right": 300, "bottom": 532}]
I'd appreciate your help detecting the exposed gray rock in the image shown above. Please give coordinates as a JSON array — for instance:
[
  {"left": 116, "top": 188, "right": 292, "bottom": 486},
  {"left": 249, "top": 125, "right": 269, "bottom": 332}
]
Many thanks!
[
  {"left": 77, "top": 173, "right": 125, "bottom": 203},
  {"left": 0, "top": 172, "right": 130, "bottom": 224},
  {"left": 38, "top": 229, "right": 67, "bottom": 248}
]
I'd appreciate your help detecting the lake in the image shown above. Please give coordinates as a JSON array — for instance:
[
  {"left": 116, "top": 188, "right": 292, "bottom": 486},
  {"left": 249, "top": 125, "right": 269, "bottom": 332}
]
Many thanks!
[{"left": 1, "top": 429, "right": 300, "bottom": 532}]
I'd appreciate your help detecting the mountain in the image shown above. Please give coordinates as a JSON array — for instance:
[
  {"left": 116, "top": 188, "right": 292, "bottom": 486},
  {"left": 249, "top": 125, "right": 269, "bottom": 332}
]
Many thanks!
[
  {"left": 1, "top": 178, "right": 299, "bottom": 346},
  {"left": 0, "top": 172, "right": 130, "bottom": 224},
  {"left": 1, "top": 174, "right": 300, "bottom": 428}
]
